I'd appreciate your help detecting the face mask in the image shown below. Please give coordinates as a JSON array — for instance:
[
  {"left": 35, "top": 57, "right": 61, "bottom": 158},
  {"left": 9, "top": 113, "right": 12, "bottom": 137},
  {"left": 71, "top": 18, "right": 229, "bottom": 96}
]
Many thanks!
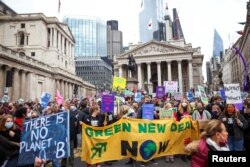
[
  {"left": 70, "top": 106, "right": 76, "bottom": 111},
  {"left": 5, "top": 122, "right": 13, "bottom": 129},
  {"left": 212, "top": 110, "right": 218, "bottom": 116},
  {"left": 27, "top": 112, "right": 31, "bottom": 118},
  {"left": 218, "top": 134, "right": 227, "bottom": 147},
  {"left": 227, "top": 108, "right": 235, "bottom": 113},
  {"left": 61, "top": 107, "right": 65, "bottom": 111},
  {"left": 182, "top": 103, "right": 187, "bottom": 107}
]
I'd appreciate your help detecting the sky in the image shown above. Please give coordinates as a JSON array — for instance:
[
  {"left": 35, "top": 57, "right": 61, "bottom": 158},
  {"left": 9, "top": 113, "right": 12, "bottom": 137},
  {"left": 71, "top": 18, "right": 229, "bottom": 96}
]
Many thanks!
[{"left": 2, "top": 0, "right": 248, "bottom": 81}]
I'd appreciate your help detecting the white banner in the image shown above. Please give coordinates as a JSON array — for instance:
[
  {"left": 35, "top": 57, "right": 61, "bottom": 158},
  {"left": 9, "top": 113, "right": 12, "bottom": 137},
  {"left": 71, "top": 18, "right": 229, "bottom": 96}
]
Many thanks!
[
  {"left": 164, "top": 81, "right": 178, "bottom": 93},
  {"left": 224, "top": 83, "right": 242, "bottom": 104}
]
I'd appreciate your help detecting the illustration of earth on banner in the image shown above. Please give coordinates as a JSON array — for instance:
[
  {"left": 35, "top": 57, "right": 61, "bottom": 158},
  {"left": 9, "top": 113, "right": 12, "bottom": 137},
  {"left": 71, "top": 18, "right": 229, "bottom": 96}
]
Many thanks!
[{"left": 81, "top": 117, "right": 199, "bottom": 164}]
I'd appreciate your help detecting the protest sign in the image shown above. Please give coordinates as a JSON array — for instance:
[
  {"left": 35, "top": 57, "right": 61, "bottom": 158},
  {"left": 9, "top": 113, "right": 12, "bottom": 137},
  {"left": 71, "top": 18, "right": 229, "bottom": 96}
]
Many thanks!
[
  {"left": 174, "top": 92, "right": 183, "bottom": 101},
  {"left": 164, "top": 81, "right": 178, "bottom": 93},
  {"left": 156, "top": 86, "right": 165, "bottom": 99},
  {"left": 142, "top": 104, "right": 154, "bottom": 120},
  {"left": 135, "top": 92, "right": 142, "bottom": 102},
  {"left": 159, "top": 108, "right": 174, "bottom": 119},
  {"left": 1, "top": 95, "right": 9, "bottom": 103},
  {"left": 39, "top": 92, "right": 51, "bottom": 108},
  {"left": 101, "top": 95, "right": 115, "bottom": 112},
  {"left": 18, "top": 112, "right": 70, "bottom": 166},
  {"left": 197, "top": 85, "right": 208, "bottom": 104},
  {"left": 81, "top": 117, "right": 199, "bottom": 164},
  {"left": 112, "top": 76, "right": 126, "bottom": 90},
  {"left": 187, "top": 91, "right": 194, "bottom": 101},
  {"left": 224, "top": 83, "right": 243, "bottom": 110}
]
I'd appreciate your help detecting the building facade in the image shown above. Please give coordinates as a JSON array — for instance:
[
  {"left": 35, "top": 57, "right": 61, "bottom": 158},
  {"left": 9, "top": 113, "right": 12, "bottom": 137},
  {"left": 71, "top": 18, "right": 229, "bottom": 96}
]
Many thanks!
[
  {"left": 107, "top": 20, "right": 123, "bottom": 61},
  {"left": 139, "top": 0, "right": 165, "bottom": 42},
  {"left": 63, "top": 15, "right": 107, "bottom": 57},
  {"left": 75, "top": 56, "right": 112, "bottom": 90},
  {"left": 0, "top": 13, "right": 95, "bottom": 101},
  {"left": 113, "top": 40, "right": 204, "bottom": 95}
]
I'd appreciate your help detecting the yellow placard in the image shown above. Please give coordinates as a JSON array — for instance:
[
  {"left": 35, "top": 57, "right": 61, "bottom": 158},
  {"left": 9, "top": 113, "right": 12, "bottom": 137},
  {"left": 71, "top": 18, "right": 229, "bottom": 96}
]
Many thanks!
[
  {"left": 81, "top": 117, "right": 199, "bottom": 164},
  {"left": 112, "top": 76, "right": 126, "bottom": 90}
]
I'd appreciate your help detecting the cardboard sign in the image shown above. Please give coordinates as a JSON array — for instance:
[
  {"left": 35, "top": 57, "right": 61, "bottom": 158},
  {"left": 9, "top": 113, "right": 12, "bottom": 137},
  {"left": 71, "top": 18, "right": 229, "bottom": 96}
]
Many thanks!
[
  {"left": 174, "top": 92, "right": 183, "bottom": 101},
  {"left": 101, "top": 95, "right": 115, "bottom": 112},
  {"left": 1, "top": 95, "right": 9, "bottom": 103},
  {"left": 164, "top": 81, "right": 178, "bottom": 93},
  {"left": 197, "top": 85, "right": 208, "bottom": 104},
  {"left": 159, "top": 108, "right": 173, "bottom": 119},
  {"left": 224, "top": 83, "right": 243, "bottom": 110},
  {"left": 156, "top": 86, "right": 165, "bottom": 99},
  {"left": 112, "top": 76, "right": 126, "bottom": 90},
  {"left": 142, "top": 104, "right": 154, "bottom": 120},
  {"left": 135, "top": 92, "right": 142, "bottom": 102},
  {"left": 18, "top": 112, "right": 70, "bottom": 166}
]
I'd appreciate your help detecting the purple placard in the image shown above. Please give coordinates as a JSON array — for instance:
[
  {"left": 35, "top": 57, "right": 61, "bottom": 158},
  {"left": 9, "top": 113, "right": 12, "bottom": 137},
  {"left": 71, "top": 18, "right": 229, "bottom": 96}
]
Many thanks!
[
  {"left": 142, "top": 104, "right": 154, "bottom": 120},
  {"left": 235, "top": 103, "right": 243, "bottom": 111},
  {"left": 156, "top": 86, "right": 165, "bottom": 99},
  {"left": 101, "top": 95, "right": 114, "bottom": 112}
]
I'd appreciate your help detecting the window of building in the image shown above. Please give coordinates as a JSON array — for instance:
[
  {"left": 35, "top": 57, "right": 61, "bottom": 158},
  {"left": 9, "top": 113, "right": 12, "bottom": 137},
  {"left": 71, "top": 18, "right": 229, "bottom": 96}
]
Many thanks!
[
  {"left": 21, "top": 23, "right": 25, "bottom": 28},
  {"left": 31, "top": 52, "right": 35, "bottom": 57},
  {"left": 17, "top": 32, "right": 25, "bottom": 46}
]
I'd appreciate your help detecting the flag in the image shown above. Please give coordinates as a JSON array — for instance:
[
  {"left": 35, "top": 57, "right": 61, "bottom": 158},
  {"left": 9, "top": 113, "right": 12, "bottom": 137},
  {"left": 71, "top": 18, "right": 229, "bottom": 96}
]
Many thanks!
[
  {"left": 58, "top": 0, "right": 61, "bottom": 13},
  {"left": 55, "top": 90, "right": 64, "bottom": 105},
  {"left": 236, "top": 30, "right": 244, "bottom": 35},
  {"left": 147, "top": 18, "right": 152, "bottom": 30}
]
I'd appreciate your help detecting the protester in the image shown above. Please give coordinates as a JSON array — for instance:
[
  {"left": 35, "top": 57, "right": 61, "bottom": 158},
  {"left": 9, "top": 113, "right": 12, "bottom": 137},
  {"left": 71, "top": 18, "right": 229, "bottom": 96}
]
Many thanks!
[
  {"left": 211, "top": 104, "right": 222, "bottom": 119},
  {"left": 192, "top": 101, "right": 211, "bottom": 121},
  {"left": 185, "top": 119, "right": 229, "bottom": 167},
  {"left": 219, "top": 104, "right": 248, "bottom": 151},
  {"left": 14, "top": 107, "right": 28, "bottom": 131},
  {"left": 243, "top": 103, "right": 250, "bottom": 151},
  {"left": 177, "top": 98, "right": 191, "bottom": 122}
]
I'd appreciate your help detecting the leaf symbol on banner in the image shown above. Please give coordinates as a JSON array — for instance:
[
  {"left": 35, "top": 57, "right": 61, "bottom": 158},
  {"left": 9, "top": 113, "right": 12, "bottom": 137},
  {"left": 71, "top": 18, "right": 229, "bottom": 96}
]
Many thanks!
[
  {"left": 91, "top": 142, "right": 107, "bottom": 159},
  {"left": 184, "top": 137, "right": 192, "bottom": 146}
]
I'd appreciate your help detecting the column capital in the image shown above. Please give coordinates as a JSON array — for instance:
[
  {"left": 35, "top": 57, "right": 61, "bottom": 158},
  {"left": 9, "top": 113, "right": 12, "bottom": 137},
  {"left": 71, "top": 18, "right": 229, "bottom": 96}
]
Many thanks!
[
  {"left": 166, "top": 60, "right": 172, "bottom": 63},
  {"left": 146, "top": 62, "right": 151, "bottom": 65},
  {"left": 156, "top": 61, "right": 161, "bottom": 64},
  {"left": 177, "top": 60, "right": 182, "bottom": 63}
]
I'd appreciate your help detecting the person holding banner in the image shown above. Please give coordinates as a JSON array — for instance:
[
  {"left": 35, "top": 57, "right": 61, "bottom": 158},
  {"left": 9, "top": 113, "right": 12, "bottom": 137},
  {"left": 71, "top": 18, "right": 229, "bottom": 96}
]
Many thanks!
[{"left": 219, "top": 104, "right": 248, "bottom": 151}]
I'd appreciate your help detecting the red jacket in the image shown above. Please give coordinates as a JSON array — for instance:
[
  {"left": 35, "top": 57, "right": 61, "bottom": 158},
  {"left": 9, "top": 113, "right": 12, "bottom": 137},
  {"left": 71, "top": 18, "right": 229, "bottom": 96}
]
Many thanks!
[{"left": 191, "top": 138, "right": 209, "bottom": 167}]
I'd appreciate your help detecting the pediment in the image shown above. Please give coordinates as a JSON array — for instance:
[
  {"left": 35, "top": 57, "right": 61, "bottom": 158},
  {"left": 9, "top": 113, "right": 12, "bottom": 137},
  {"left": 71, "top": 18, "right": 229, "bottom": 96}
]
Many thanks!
[{"left": 118, "top": 40, "right": 191, "bottom": 59}]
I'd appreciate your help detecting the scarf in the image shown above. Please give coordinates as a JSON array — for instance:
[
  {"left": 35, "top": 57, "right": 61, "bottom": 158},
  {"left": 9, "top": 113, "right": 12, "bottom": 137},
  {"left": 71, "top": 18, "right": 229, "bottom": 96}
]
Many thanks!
[{"left": 206, "top": 138, "right": 230, "bottom": 151}]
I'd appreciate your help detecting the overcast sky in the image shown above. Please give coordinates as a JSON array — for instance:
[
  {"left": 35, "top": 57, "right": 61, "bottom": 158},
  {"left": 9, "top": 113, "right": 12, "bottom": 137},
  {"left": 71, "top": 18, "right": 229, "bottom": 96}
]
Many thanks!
[{"left": 2, "top": 0, "right": 248, "bottom": 80}]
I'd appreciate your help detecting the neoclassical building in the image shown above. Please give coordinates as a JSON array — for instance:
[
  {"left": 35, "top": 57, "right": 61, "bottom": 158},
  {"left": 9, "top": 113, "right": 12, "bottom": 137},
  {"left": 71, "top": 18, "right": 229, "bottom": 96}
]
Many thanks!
[
  {"left": 113, "top": 40, "right": 204, "bottom": 95},
  {"left": 0, "top": 12, "right": 95, "bottom": 101}
]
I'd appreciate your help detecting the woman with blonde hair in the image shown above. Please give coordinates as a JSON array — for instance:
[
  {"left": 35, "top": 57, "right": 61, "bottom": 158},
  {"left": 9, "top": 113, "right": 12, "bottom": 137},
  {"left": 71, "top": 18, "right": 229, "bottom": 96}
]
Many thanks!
[
  {"left": 185, "top": 119, "right": 229, "bottom": 167},
  {"left": 177, "top": 98, "right": 191, "bottom": 121}
]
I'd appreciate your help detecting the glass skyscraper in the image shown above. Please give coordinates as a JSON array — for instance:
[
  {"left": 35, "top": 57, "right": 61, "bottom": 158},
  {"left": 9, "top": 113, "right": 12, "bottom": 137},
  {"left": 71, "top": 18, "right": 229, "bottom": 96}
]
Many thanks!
[
  {"left": 139, "top": 0, "right": 165, "bottom": 42},
  {"left": 63, "top": 15, "right": 107, "bottom": 57},
  {"left": 213, "top": 29, "right": 224, "bottom": 58}
]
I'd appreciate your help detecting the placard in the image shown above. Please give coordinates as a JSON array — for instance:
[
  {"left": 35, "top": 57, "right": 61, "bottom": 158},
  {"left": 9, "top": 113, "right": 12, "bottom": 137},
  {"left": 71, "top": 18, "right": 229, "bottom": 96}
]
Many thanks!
[
  {"left": 135, "top": 92, "right": 142, "bottom": 102},
  {"left": 18, "top": 112, "right": 70, "bottom": 166},
  {"left": 197, "top": 85, "right": 208, "bottom": 104},
  {"left": 224, "top": 83, "right": 242, "bottom": 110},
  {"left": 164, "top": 81, "right": 178, "bottom": 93},
  {"left": 101, "top": 95, "right": 115, "bottom": 113},
  {"left": 142, "top": 104, "right": 154, "bottom": 120},
  {"left": 40, "top": 92, "right": 51, "bottom": 108},
  {"left": 156, "top": 86, "right": 165, "bottom": 99},
  {"left": 112, "top": 76, "right": 126, "bottom": 90},
  {"left": 159, "top": 108, "right": 173, "bottom": 119}
]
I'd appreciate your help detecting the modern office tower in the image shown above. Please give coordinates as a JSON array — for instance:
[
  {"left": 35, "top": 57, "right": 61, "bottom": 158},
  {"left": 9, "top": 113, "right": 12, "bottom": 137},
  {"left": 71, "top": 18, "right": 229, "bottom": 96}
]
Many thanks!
[
  {"left": 172, "top": 8, "right": 185, "bottom": 40},
  {"left": 64, "top": 15, "right": 107, "bottom": 57},
  {"left": 64, "top": 15, "right": 112, "bottom": 89},
  {"left": 213, "top": 29, "right": 224, "bottom": 59},
  {"left": 139, "top": 0, "right": 165, "bottom": 42},
  {"left": 107, "top": 20, "right": 123, "bottom": 61}
]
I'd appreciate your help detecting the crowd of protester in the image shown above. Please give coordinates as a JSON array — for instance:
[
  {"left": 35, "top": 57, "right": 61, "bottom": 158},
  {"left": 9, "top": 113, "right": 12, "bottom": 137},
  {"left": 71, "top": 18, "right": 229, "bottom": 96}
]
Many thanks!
[{"left": 0, "top": 92, "right": 250, "bottom": 167}]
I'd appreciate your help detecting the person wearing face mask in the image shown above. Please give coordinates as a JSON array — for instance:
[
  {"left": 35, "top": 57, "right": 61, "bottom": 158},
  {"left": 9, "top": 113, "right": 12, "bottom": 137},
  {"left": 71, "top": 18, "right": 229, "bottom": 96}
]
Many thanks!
[
  {"left": 219, "top": 104, "right": 248, "bottom": 151},
  {"left": 192, "top": 101, "right": 211, "bottom": 121},
  {"left": 177, "top": 99, "right": 192, "bottom": 122},
  {"left": 211, "top": 104, "right": 222, "bottom": 119},
  {"left": 185, "top": 119, "right": 229, "bottom": 167}
]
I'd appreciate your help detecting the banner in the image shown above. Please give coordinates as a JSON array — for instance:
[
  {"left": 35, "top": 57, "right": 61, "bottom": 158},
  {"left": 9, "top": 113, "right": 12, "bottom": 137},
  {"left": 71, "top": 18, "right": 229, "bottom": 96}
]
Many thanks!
[
  {"left": 18, "top": 112, "right": 70, "bottom": 166},
  {"left": 224, "top": 83, "right": 243, "bottom": 110},
  {"left": 156, "top": 86, "right": 165, "bottom": 99},
  {"left": 40, "top": 92, "right": 51, "bottom": 108},
  {"left": 112, "top": 76, "right": 126, "bottom": 90},
  {"left": 81, "top": 117, "right": 199, "bottom": 164},
  {"left": 142, "top": 104, "right": 154, "bottom": 120},
  {"left": 101, "top": 95, "right": 114, "bottom": 113},
  {"left": 164, "top": 81, "right": 178, "bottom": 93}
]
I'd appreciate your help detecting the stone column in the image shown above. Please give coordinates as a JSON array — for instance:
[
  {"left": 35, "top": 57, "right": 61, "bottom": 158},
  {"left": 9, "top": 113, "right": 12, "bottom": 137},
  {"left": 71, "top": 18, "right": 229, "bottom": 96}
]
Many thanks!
[
  {"left": 20, "top": 70, "right": 26, "bottom": 100},
  {"left": 26, "top": 72, "right": 31, "bottom": 101},
  {"left": 167, "top": 61, "right": 172, "bottom": 81},
  {"left": 60, "top": 80, "right": 63, "bottom": 96},
  {"left": 178, "top": 60, "right": 183, "bottom": 94},
  {"left": 147, "top": 63, "right": 152, "bottom": 94},
  {"left": 64, "top": 81, "right": 68, "bottom": 100},
  {"left": 72, "top": 44, "right": 74, "bottom": 58},
  {"left": 137, "top": 63, "right": 142, "bottom": 89},
  {"left": 12, "top": 68, "right": 20, "bottom": 101},
  {"left": 62, "top": 36, "right": 65, "bottom": 54},
  {"left": 157, "top": 62, "right": 161, "bottom": 86},
  {"left": 0, "top": 66, "right": 6, "bottom": 97},
  {"left": 188, "top": 60, "right": 194, "bottom": 89},
  {"left": 53, "top": 28, "right": 57, "bottom": 48},
  {"left": 50, "top": 28, "right": 53, "bottom": 48},
  {"left": 118, "top": 65, "right": 123, "bottom": 77},
  {"left": 59, "top": 34, "right": 62, "bottom": 52}
]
